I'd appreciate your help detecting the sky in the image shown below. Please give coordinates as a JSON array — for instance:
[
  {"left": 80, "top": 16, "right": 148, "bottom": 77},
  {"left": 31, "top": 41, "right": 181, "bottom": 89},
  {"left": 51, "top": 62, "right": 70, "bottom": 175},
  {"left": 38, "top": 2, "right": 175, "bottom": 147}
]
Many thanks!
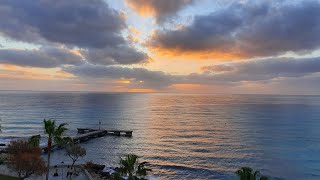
[{"left": 0, "top": 0, "right": 320, "bottom": 94}]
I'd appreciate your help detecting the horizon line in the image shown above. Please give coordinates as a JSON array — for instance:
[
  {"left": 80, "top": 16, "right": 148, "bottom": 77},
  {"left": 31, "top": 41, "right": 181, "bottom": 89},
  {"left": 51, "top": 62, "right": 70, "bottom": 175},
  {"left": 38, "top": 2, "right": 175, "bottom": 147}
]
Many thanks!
[{"left": 0, "top": 90, "right": 319, "bottom": 96}]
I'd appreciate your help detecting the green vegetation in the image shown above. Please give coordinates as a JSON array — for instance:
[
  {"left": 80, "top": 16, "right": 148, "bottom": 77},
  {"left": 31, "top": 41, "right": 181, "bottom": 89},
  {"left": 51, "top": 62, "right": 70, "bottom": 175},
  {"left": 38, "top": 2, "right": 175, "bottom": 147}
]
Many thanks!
[
  {"left": 28, "top": 135, "right": 40, "bottom": 147},
  {"left": 236, "top": 167, "right": 269, "bottom": 180},
  {"left": 0, "top": 154, "right": 7, "bottom": 165},
  {"left": 43, "top": 119, "right": 68, "bottom": 180},
  {"left": 116, "top": 154, "right": 152, "bottom": 180}
]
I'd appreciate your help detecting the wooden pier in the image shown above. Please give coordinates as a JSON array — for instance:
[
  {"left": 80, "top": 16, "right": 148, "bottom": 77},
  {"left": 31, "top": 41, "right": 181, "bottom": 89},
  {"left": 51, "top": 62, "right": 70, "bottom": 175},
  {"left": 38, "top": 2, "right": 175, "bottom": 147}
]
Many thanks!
[
  {"left": 39, "top": 128, "right": 132, "bottom": 153},
  {"left": 77, "top": 128, "right": 133, "bottom": 137},
  {"left": 0, "top": 128, "right": 133, "bottom": 153}
]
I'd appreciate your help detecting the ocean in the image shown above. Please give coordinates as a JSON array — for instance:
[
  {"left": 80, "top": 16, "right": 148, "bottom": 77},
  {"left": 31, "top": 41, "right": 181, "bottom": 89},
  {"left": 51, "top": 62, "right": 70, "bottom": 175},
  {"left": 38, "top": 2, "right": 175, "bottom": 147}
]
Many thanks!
[{"left": 0, "top": 92, "right": 319, "bottom": 179}]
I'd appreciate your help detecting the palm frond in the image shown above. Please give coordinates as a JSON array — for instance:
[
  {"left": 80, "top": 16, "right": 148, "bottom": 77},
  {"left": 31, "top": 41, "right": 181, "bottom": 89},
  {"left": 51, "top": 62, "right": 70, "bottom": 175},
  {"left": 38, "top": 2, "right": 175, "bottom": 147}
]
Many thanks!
[
  {"left": 259, "top": 175, "right": 269, "bottom": 180},
  {"left": 252, "top": 170, "right": 261, "bottom": 180},
  {"left": 43, "top": 119, "right": 56, "bottom": 136},
  {"left": 118, "top": 154, "right": 151, "bottom": 178},
  {"left": 235, "top": 167, "right": 269, "bottom": 180}
]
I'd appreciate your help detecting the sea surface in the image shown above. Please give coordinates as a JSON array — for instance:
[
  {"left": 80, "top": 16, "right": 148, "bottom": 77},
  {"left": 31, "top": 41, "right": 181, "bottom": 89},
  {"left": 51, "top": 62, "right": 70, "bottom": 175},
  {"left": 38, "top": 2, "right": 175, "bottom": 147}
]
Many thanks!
[{"left": 0, "top": 92, "right": 319, "bottom": 179}]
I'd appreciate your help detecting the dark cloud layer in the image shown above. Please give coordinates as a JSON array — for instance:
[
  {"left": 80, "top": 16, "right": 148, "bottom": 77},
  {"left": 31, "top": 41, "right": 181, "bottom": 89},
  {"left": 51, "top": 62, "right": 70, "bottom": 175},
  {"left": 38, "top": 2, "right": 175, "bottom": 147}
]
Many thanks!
[
  {"left": 196, "top": 57, "right": 320, "bottom": 83},
  {"left": 65, "top": 57, "right": 320, "bottom": 89},
  {"left": 64, "top": 64, "right": 176, "bottom": 88},
  {"left": 126, "top": 0, "right": 193, "bottom": 23},
  {"left": 0, "top": 0, "right": 148, "bottom": 65},
  {"left": 150, "top": 0, "right": 320, "bottom": 58},
  {"left": 0, "top": 47, "right": 83, "bottom": 68},
  {"left": 83, "top": 46, "right": 149, "bottom": 65},
  {"left": 0, "top": 0, "right": 124, "bottom": 48}
]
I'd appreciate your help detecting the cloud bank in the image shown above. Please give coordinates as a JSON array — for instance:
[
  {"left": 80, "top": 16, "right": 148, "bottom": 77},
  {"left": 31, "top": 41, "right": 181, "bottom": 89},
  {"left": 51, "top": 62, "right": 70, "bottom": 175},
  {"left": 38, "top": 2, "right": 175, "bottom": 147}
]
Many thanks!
[
  {"left": 198, "top": 57, "right": 320, "bottom": 83},
  {"left": 149, "top": 0, "right": 320, "bottom": 59},
  {"left": 64, "top": 56, "right": 320, "bottom": 90},
  {"left": 64, "top": 64, "right": 176, "bottom": 88},
  {"left": 0, "top": 0, "right": 148, "bottom": 65},
  {"left": 0, "top": 0, "right": 320, "bottom": 93},
  {"left": 0, "top": 47, "right": 83, "bottom": 68}
]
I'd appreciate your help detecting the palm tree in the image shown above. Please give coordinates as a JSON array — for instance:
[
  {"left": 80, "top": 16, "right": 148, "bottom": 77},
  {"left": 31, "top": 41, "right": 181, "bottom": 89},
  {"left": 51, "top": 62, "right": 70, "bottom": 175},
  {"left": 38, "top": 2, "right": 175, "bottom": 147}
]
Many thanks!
[
  {"left": 117, "top": 154, "right": 151, "bottom": 180},
  {"left": 43, "top": 119, "right": 68, "bottom": 180},
  {"left": 235, "top": 167, "right": 268, "bottom": 180},
  {"left": 28, "top": 135, "right": 40, "bottom": 147},
  {"left": 136, "top": 161, "right": 151, "bottom": 177}
]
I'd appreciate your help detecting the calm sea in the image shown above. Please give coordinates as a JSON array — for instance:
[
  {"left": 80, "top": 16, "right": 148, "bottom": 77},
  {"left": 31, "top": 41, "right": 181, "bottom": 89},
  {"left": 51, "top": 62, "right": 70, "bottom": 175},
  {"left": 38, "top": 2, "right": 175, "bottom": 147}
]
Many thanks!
[{"left": 0, "top": 92, "right": 319, "bottom": 179}]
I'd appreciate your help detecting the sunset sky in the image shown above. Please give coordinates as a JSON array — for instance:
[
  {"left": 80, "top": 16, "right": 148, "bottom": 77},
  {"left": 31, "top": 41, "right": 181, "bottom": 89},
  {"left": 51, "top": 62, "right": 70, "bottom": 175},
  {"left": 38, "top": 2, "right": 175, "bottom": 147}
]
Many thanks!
[{"left": 0, "top": 0, "right": 320, "bottom": 94}]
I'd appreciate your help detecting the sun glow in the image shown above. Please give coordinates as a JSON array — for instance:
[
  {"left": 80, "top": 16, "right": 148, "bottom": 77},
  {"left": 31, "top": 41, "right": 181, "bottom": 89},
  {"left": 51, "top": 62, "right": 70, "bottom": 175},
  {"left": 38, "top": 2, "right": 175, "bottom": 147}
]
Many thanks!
[
  {"left": 0, "top": 64, "right": 74, "bottom": 80},
  {"left": 125, "top": 1, "right": 156, "bottom": 17},
  {"left": 128, "top": 88, "right": 157, "bottom": 92}
]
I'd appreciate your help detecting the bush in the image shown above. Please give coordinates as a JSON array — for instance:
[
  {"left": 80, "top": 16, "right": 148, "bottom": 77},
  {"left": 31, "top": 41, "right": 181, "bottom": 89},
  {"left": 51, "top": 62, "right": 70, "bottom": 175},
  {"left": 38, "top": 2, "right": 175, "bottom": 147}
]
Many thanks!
[
  {"left": 84, "top": 161, "right": 94, "bottom": 170},
  {"left": 0, "top": 157, "right": 5, "bottom": 165},
  {"left": 65, "top": 143, "right": 86, "bottom": 168},
  {"left": 7, "top": 140, "right": 46, "bottom": 180}
]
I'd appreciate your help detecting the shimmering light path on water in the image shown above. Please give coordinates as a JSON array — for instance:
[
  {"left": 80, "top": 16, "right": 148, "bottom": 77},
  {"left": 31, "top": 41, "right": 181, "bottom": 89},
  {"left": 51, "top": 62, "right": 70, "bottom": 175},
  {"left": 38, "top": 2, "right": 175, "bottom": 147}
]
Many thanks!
[{"left": 0, "top": 92, "right": 320, "bottom": 179}]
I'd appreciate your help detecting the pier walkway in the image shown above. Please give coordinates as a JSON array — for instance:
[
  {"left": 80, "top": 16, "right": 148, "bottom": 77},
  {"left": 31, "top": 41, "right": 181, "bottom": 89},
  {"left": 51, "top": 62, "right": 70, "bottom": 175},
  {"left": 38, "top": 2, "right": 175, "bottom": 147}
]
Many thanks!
[{"left": 39, "top": 128, "right": 133, "bottom": 153}]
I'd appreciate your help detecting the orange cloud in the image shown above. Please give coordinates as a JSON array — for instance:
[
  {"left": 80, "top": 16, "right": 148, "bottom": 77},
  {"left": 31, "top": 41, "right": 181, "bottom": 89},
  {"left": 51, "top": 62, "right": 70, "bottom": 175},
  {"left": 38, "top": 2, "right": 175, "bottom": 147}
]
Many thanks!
[
  {"left": 125, "top": 0, "right": 193, "bottom": 23},
  {"left": 128, "top": 88, "right": 158, "bottom": 93},
  {"left": 168, "top": 83, "right": 202, "bottom": 90},
  {"left": 149, "top": 46, "right": 245, "bottom": 61},
  {"left": 146, "top": 32, "right": 247, "bottom": 62},
  {"left": 129, "top": 26, "right": 142, "bottom": 36},
  {"left": 125, "top": 1, "right": 156, "bottom": 17},
  {"left": 0, "top": 64, "right": 74, "bottom": 80},
  {"left": 115, "top": 80, "right": 131, "bottom": 84},
  {"left": 127, "top": 26, "right": 143, "bottom": 44},
  {"left": 69, "top": 48, "right": 83, "bottom": 57}
]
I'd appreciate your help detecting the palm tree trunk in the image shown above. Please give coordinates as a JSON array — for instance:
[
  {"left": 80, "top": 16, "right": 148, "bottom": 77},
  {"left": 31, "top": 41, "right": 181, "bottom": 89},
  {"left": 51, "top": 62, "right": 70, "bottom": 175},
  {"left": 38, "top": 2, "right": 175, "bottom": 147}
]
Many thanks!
[
  {"left": 46, "top": 138, "right": 52, "bottom": 180},
  {"left": 71, "top": 160, "right": 76, "bottom": 169}
]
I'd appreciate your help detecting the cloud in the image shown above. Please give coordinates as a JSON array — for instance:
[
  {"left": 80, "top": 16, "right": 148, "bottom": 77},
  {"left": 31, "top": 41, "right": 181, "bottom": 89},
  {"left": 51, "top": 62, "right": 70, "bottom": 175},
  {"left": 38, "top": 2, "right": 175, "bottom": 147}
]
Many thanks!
[
  {"left": 197, "top": 57, "right": 320, "bottom": 82},
  {"left": 1, "top": 0, "right": 320, "bottom": 94},
  {"left": 2, "top": 52, "right": 319, "bottom": 92},
  {"left": 126, "top": 0, "right": 193, "bottom": 23},
  {"left": 149, "top": 0, "right": 320, "bottom": 59},
  {"left": 83, "top": 46, "right": 149, "bottom": 65},
  {"left": 201, "top": 64, "right": 234, "bottom": 73},
  {"left": 0, "top": 0, "right": 124, "bottom": 48},
  {"left": 63, "top": 56, "right": 320, "bottom": 90},
  {"left": 0, "top": 47, "right": 83, "bottom": 68},
  {"left": 64, "top": 63, "right": 177, "bottom": 88},
  {"left": 0, "top": 0, "right": 149, "bottom": 65}
]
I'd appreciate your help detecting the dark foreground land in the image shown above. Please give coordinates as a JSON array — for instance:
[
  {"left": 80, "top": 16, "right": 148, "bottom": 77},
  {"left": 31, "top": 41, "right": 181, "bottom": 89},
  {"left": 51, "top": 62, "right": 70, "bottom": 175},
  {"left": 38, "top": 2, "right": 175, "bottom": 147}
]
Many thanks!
[{"left": 0, "top": 174, "right": 19, "bottom": 180}]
